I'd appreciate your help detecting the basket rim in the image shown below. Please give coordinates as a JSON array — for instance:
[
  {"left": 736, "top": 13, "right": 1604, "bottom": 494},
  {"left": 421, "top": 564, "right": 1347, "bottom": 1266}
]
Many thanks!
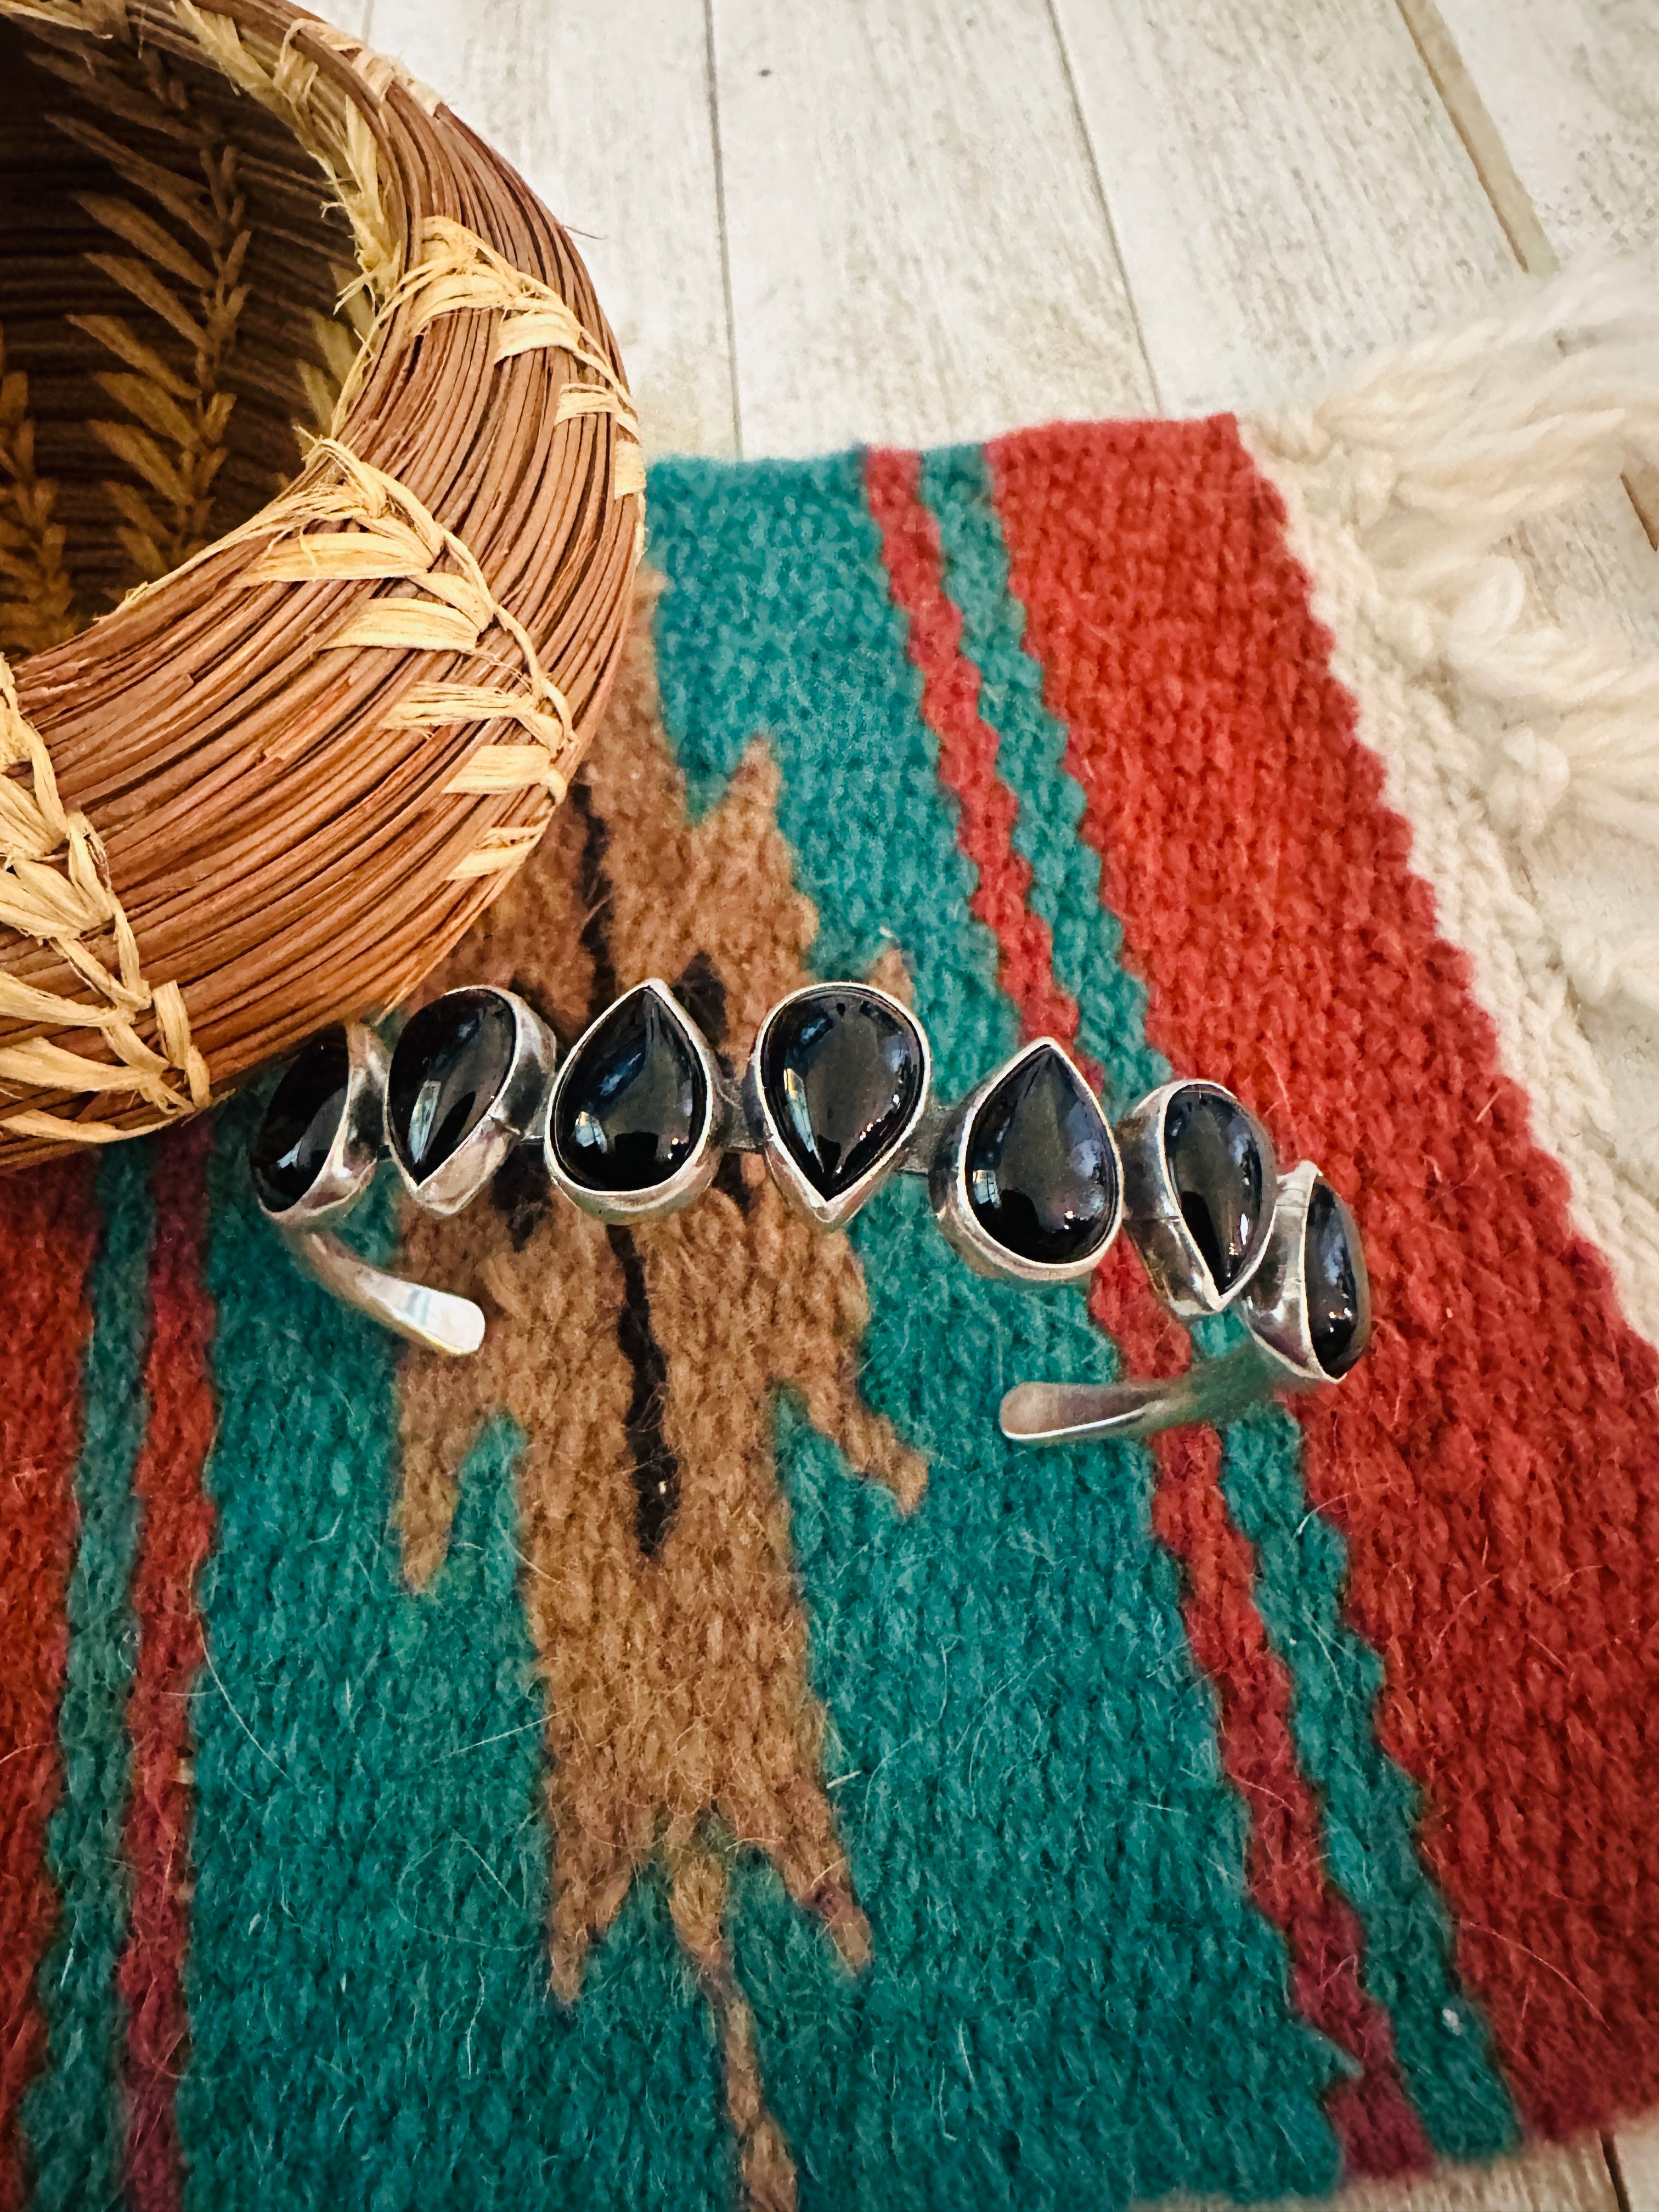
[{"left": 0, "top": 0, "right": 643, "bottom": 1169}]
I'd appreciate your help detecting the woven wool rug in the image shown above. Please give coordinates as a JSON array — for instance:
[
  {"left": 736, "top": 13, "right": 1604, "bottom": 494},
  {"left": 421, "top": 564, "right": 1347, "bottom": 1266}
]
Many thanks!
[{"left": 4, "top": 274, "right": 1659, "bottom": 2212}]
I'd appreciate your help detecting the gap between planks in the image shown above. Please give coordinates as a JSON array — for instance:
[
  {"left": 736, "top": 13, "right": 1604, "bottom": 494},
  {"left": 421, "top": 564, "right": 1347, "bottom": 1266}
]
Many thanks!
[{"left": 1395, "top": 0, "right": 1659, "bottom": 544}]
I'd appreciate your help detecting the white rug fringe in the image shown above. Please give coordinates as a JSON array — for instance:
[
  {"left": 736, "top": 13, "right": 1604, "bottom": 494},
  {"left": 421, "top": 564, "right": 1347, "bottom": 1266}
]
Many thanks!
[
  {"left": 1245, "top": 261, "right": 1659, "bottom": 1350},
  {"left": 1259, "top": 259, "right": 1659, "bottom": 966}
]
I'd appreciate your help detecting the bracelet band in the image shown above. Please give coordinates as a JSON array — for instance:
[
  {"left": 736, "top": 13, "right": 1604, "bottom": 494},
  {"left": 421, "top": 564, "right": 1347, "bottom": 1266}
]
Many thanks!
[{"left": 249, "top": 979, "right": 1372, "bottom": 1437}]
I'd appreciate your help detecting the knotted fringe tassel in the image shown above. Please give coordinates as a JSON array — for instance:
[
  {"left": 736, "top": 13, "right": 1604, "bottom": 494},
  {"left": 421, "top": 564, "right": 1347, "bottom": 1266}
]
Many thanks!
[
  {"left": 1255, "top": 264, "right": 1659, "bottom": 867},
  {"left": 1245, "top": 261, "right": 1659, "bottom": 1350}
]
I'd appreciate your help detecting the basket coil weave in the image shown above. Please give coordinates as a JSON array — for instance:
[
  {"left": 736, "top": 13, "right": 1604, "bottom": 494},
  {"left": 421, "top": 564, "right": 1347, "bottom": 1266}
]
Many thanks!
[{"left": 0, "top": 0, "right": 641, "bottom": 1171}]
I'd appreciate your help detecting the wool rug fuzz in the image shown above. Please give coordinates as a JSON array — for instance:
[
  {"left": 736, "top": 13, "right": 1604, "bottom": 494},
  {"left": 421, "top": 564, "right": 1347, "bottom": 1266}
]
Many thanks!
[{"left": 3, "top": 269, "right": 1659, "bottom": 2212}]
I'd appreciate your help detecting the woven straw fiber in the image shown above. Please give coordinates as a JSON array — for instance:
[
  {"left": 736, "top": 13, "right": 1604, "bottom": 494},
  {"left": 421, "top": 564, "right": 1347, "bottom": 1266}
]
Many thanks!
[
  {"left": 0, "top": 0, "right": 639, "bottom": 1169},
  {"left": 3, "top": 275, "right": 1659, "bottom": 2212}
]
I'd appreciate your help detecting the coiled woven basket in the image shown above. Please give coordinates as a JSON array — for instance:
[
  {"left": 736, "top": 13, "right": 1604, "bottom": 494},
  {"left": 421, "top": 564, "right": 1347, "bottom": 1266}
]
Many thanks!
[{"left": 0, "top": 0, "right": 640, "bottom": 1172}]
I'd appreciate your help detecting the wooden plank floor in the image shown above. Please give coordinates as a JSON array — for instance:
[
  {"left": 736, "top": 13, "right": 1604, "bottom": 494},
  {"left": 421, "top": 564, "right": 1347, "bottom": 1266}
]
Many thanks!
[{"left": 336, "top": 0, "right": 1657, "bottom": 2203}]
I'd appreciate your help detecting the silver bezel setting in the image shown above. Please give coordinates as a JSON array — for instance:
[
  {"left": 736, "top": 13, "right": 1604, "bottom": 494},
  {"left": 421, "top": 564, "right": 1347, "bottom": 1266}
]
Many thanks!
[
  {"left": 1117, "top": 1077, "right": 1279, "bottom": 1320},
  {"left": 387, "top": 986, "right": 557, "bottom": 1218},
  {"left": 543, "top": 978, "right": 725, "bottom": 1223},
  {"left": 744, "top": 980, "right": 932, "bottom": 1232},
  {"left": 255, "top": 1022, "right": 387, "bottom": 1231},
  {"left": 1240, "top": 1160, "right": 1373, "bottom": 1383},
  {"left": 928, "top": 1036, "right": 1123, "bottom": 1286}
]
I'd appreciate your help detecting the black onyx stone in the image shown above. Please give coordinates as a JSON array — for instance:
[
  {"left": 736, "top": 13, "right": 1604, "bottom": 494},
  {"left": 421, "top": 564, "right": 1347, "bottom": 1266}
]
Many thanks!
[
  {"left": 1305, "top": 1181, "right": 1367, "bottom": 1377},
  {"left": 552, "top": 988, "right": 708, "bottom": 1193},
  {"left": 760, "top": 988, "right": 923, "bottom": 1200},
  {"left": 1163, "top": 1086, "right": 1266, "bottom": 1294},
  {"left": 250, "top": 1028, "right": 350, "bottom": 1214},
  {"left": 387, "top": 988, "right": 516, "bottom": 1183},
  {"left": 966, "top": 1045, "right": 1117, "bottom": 1266}
]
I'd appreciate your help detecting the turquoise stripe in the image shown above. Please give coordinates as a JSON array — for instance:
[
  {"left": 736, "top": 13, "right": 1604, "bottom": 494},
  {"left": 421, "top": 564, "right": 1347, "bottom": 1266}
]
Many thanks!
[
  {"left": 1220, "top": 1413, "right": 1517, "bottom": 2156},
  {"left": 179, "top": 1125, "right": 732, "bottom": 2211},
  {"left": 918, "top": 444, "right": 1516, "bottom": 2159},
  {"left": 22, "top": 1139, "right": 157, "bottom": 2210},
  {"left": 649, "top": 449, "right": 1342, "bottom": 2210},
  {"left": 665, "top": 458, "right": 1012, "bottom": 1102}
]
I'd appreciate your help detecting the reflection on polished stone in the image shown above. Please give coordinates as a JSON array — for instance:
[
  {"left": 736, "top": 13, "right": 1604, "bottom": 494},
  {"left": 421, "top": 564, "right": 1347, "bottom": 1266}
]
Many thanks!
[
  {"left": 1163, "top": 1085, "right": 1265, "bottom": 1291},
  {"left": 967, "top": 1046, "right": 1116, "bottom": 1266},
  {"left": 554, "top": 987, "right": 708, "bottom": 1192},
  {"left": 1305, "top": 1180, "right": 1365, "bottom": 1375},
  {"left": 760, "top": 986, "right": 923, "bottom": 1198},
  {"left": 251, "top": 1027, "right": 350, "bottom": 1212},
  {"left": 388, "top": 989, "right": 516, "bottom": 1182}
]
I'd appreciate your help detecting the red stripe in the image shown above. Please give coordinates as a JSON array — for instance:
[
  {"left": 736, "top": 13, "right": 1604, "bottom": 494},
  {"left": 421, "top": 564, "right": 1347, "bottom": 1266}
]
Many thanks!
[
  {"left": 869, "top": 444, "right": 1429, "bottom": 2175},
  {"left": 117, "top": 1120, "right": 217, "bottom": 2212},
  {"left": 987, "top": 414, "right": 1659, "bottom": 2136},
  {"left": 0, "top": 1159, "right": 99, "bottom": 2212}
]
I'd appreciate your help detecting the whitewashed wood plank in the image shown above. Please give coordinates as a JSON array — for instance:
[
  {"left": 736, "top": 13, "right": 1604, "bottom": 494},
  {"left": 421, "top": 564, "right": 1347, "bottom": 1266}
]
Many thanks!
[
  {"left": 709, "top": 0, "right": 1156, "bottom": 458},
  {"left": 1411, "top": 0, "right": 1659, "bottom": 555},
  {"left": 363, "top": 0, "right": 736, "bottom": 458},
  {"left": 1429, "top": 0, "right": 1659, "bottom": 263},
  {"left": 311, "top": 0, "right": 371, "bottom": 38},
  {"left": 1390, "top": 0, "right": 1559, "bottom": 275},
  {"left": 1051, "top": 0, "right": 1531, "bottom": 419},
  {"left": 1144, "top": 2130, "right": 1621, "bottom": 2212},
  {"left": 1048, "top": 0, "right": 1657, "bottom": 618},
  {"left": 1050, "top": 0, "right": 1659, "bottom": 653},
  {"left": 1613, "top": 2109, "right": 1659, "bottom": 2212}
]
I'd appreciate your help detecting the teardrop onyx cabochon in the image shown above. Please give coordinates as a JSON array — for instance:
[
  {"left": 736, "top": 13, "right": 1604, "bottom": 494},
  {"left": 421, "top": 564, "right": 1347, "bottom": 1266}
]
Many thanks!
[
  {"left": 966, "top": 1045, "right": 1118, "bottom": 1267},
  {"left": 388, "top": 989, "right": 517, "bottom": 1182},
  {"left": 552, "top": 988, "right": 709, "bottom": 1193},
  {"left": 1163, "top": 1086, "right": 1266, "bottom": 1293},
  {"left": 251, "top": 1027, "right": 350, "bottom": 1212},
  {"left": 760, "top": 988, "right": 924, "bottom": 1199},
  {"left": 1305, "top": 1181, "right": 1368, "bottom": 1376}
]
